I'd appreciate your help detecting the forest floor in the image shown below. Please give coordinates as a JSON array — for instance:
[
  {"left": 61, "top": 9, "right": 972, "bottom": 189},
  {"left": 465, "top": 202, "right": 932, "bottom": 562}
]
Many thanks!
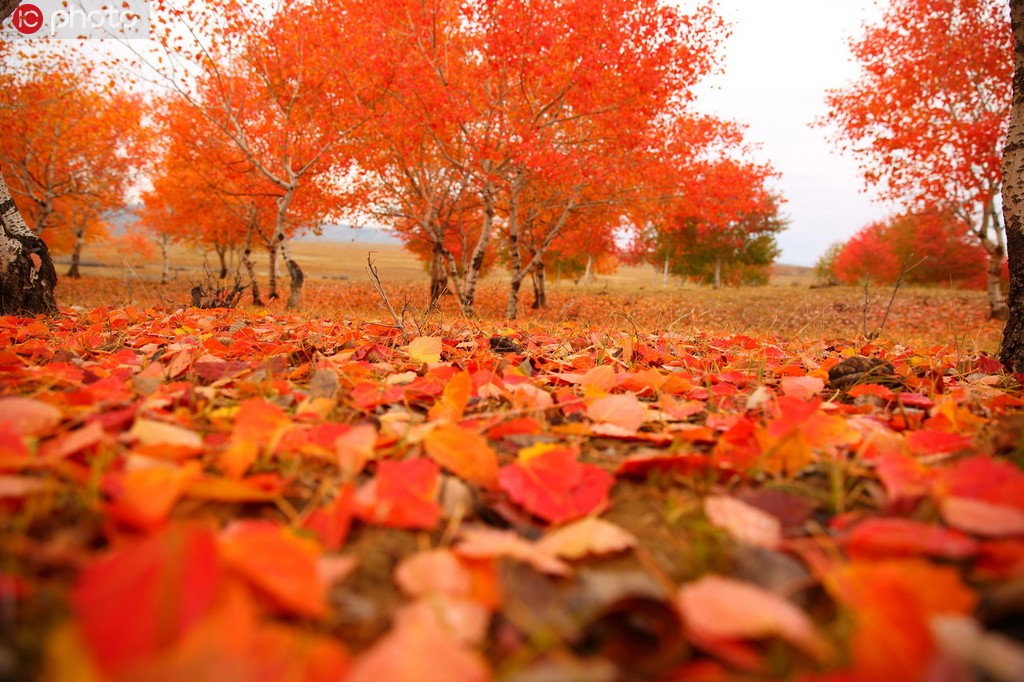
[{"left": 2, "top": 253, "right": 1023, "bottom": 681}]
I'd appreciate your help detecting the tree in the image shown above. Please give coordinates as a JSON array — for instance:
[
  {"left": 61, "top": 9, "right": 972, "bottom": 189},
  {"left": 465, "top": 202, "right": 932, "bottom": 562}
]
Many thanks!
[
  {"left": 143, "top": 0, "right": 373, "bottom": 310},
  {"left": 0, "top": 7, "right": 57, "bottom": 316},
  {"left": 1002, "top": 0, "right": 1024, "bottom": 371},
  {"left": 0, "top": 52, "right": 144, "bottom": 279},
  {"left": 822, "top": 0, "right": 1011, "bottom": 318},
  {"left": 345, "top": 0, "right": 727, "bottom": 318},
  {"left": 813, "top": 242, "right": 843, "bottom": 286},
  {"left": 834, "top": 211, "right": 989, "bottom": 288}
]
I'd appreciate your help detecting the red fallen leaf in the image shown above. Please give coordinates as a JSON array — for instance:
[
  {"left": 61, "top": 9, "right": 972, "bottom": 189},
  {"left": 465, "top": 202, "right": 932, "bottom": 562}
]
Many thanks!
[
  {"left": 0, "top": 396, "right": 62, "bottom": 436},
  {"left": 104, "top": 459, "right": 202, "bottom": 531},
  {"left": 354, "top": 458, "right": 441, "bottom": 530},
  {"left": 347, "top": 610, "right": 491, "bottom": 682},
  {"left": 974, "top": 539, "right": 1024, "bottom": 580},
  {"left": 847, "top": 382, "right": 896, "bottom": 401},
  {"left": 219, "top": 519, "right": 326, "bottom": 618},
  {"left": 875, "top": 450, "right": 938, "bottom": 503},
  {"left": 424, "top": 423, "right": 500, "bottom": 489},
  {"left": 0, "top": 428, "right": 30, "bottom": 465},
  {"left": 676, "top": 574, "right": 832, "bottom": 662},
  {"left": 429, "top": 370, "right": 473, "bottom": 422},
  {"left": 844, "top": 517, "right": 978, "bottom": 560},
  {"left": 302, "top": 484, "right": 355, "bottom": 551},
  {"left": 935, "top": 455, "right": 1024, "bottom": 510},
  {"left": 940, "top": 497, "right": 1024, "bottom": 538},
  {"left": 71, "top": 523, "right": 224, "bottom": 676},
  {"left": 905, "top": 429, "right": 973, "bottom": 457},
  {"left": 896, "top": 392, "right": 935, "bottom": 409},
  {"left": 499, "top": 444, "right": 614, "bottom": 525},
  {"left": 586, "top": 393, "right": 647, "bottom": 433},
  {"left": 485, "top": 416, "right": 543, "bottom": 440},
  {"left": 617, "top": 453, "right": 741, "bottom": 484},
  {"left": 711, "top": 416, "right": 761, "bottom": 470},
  {"left": 703, "top": 495, "right": 781, "bottom": 549}
]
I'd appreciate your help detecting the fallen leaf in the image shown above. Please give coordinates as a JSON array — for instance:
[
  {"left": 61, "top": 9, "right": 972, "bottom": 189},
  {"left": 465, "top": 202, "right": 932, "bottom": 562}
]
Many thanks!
[
  {"left": 354, "top": 458, "right": 441, "bottom": 530},
  {"left": 940, "top": 497, "right": 1024, "bottom": 538},
  {"left": 499, "top": 444, "right": 614, "bottom": 525},
  {"left": 219, "top": 520, "right": 326, "bottom": 618},
  {"left": 71, "top": 524, "right": 224, "bottom": 676},
  {"left": 703, "top": 495, "right": 781, "bottom": 549},
  {"left": 845, "top": 517, "right": 978, "bottom": 560},
  {"left": 424, "top": 423, "right": 500, "bottom": 489},
  {"left": 586, "top": 394, "right": 647, "bottom": 432},
  {"left": 676, "top": 574, "right": 832, "bottom": 662},
  {"left": 535, "top": 516, "right": 638, "bottom": 559},
  {"left": 456, "top": 527, "right": 571, "bottom": 576},
  {"left": 0, "top": 396, "right": 62, "bottom": 436},
  {"left": 407, "top": 336, "right": 443, "bottom": 364}
]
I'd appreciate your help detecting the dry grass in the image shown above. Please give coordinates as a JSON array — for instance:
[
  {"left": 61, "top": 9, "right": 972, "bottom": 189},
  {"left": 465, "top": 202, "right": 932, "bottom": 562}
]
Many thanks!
[{"left": 51, "top": 240, "right": 1003, "bottom": 352}]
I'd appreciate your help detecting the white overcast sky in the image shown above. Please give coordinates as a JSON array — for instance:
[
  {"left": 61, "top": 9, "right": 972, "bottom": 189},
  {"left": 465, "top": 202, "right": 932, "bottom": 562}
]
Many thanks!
[{"left": 693, "top": 0, "right": 894, "bottom": 266}]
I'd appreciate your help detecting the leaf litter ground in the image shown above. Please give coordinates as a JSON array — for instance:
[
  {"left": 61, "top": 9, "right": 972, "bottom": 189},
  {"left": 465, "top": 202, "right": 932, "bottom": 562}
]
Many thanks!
[{"left": 2, "top": 280, "right": 1024, "bottom": 681}]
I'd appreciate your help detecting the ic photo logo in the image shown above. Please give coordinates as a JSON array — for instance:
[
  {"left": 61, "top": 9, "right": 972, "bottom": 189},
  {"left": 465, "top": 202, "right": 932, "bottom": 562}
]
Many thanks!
[{"left": 3, "top": 0, "right": 151, "bottom": 39}]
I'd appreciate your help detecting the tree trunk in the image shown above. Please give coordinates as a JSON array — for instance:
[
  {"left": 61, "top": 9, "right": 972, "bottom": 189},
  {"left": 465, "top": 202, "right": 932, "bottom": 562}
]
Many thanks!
[
  {"left": 461, "top": 184, "right": 496, "bottom": 315},
  {"left": 713, "top": 257, "right": 723, "bottom": 290},
  {"left": 160, "top": 234, "right": 170, "bottom": 285},
  {"left": 280, "top": 236, "right": 303, "bottom": 310},
  {"left": 267, "top": 242, "right": 279, "bottom": 300},
  {"left": 215, "top": 243, "right": 229, "bottom": 279},
  {"left": 583, "top": 254, "right": 593, "bottom": 286},
  {"left": 67, "top": 226, "right": 84, "bottom": 278},
  {"left": 662, "top": 255, "right": 669, "bottom": 288},
  {"left": 428, "top": 240, "right": 448, "bottom": 308},
  {"left": 1002, "top": 0, "right": 1024, "bottom": 371},
  {"left": 0, "top": 169, "right": 58, "bottom": 316},
  {"left": 242, "top": 224, "right": 263, "bottom": 306},
  {"left": 531, "top": 259, "right": 547, "bottom": 309}
]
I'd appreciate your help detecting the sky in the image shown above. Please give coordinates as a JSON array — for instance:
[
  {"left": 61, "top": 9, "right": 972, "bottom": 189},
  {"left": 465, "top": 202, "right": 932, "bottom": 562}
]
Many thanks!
[{"left": 692, "top": 0, "right": 895, "bottom": 266}]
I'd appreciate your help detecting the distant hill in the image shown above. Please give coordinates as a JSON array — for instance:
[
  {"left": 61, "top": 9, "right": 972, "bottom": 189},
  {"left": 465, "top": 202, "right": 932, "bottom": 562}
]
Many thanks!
[{"left": 298, "top": 223, "right": 402, "bottom": 245}]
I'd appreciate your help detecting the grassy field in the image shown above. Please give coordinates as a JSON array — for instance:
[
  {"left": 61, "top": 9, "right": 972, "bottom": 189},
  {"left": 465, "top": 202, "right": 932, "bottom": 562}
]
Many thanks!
[{"left": 52, "top": 240, "right": 1004, "bottom": 352}]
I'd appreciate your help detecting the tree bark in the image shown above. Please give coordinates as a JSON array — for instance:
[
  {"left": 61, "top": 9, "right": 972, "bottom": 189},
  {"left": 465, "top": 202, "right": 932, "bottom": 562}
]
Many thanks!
[
  {"left": 67, "top": 226, "right": 84, "bottom": 279},
  {"left": 0, "top": 169, "right": 58, "bottom": 316},
  {"left": 530, "top": 258, "right": 546, "bottom": 309},
  {"left": 428, "top": 239, "right": 448, "bottom": 307},
  {"left": 1002, "top": 0, "right": 1024, "bottom": 371}
]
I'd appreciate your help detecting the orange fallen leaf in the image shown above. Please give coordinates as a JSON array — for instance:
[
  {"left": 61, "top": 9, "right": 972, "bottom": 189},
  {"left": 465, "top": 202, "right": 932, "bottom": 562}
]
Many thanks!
[
  {"left": 219, "top": 520, "right": 326, "bottom": 619},
  {"left": 407, "top": 336, "right": 443, "bottom": 364},
  {"left": 940, "top": 497, "right": 1024, "bottom": 538},
  {"left": 424, "top": 423, "right": 500, "bottom": 489}
]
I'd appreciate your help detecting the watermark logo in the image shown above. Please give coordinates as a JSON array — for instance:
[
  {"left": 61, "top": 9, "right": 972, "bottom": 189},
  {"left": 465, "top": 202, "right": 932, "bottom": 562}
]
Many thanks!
[{"left": 3, "top": 0, "right": 151, "bottom": 40}]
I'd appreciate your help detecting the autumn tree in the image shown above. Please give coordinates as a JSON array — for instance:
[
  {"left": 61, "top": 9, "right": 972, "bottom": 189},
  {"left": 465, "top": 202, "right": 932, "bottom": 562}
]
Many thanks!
[
  {"left": 834, "top": 211, "right": 989, "bottom": 288},
  {"left": 1002, "top": 0, "right": 1024, "bottom": 371},
  {"left": 822, "top": 0, "right": 1011, "bottom": 318},
  {"left": 0, "top": 9, "right": 57, "bottom": 316},
  {"left": 345, "top": 0, "right": 727, "bottom": 318},
  {"left": 141, "top": 0, "right": 373, "bottom": 309},
  {"left": 0, "top": 52, "right": 144, "bottom": 279}
]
